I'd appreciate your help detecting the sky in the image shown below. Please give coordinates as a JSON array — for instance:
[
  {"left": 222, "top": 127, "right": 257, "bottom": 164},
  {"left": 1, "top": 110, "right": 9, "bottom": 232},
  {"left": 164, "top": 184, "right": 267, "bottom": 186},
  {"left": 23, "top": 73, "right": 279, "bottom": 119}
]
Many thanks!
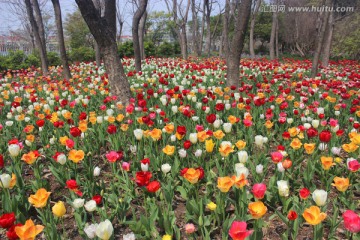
[{"left": 0, "top": 0, "right": 172, "bottom": 36}]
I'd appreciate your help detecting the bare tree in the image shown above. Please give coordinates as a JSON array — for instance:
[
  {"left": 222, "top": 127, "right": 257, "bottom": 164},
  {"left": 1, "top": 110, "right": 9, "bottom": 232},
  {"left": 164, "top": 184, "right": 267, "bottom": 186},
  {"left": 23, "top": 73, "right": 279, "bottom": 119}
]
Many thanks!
[
  {"left": 269, "top": 0, "right": 278, "bottom": 60},
  {"left": 311, "top": 0, "right": 332, "bottom": 77},
  {"left": 191, "top": 0, "right": 201, "bottom": 56},
  {"left": 138, "top": 11, "right": 147, "bottom": 60},
  {"left": 132, "top": 0, "right": 148, "bottom": 72},
  {"left": 31, "top": 0, "right": 46, "bottom": 47},
  {"left": 25, "top": 0, "right": 48, "bottom": 75},
  {"left": 249, "top": 0, "right": 261, "bottom": 58},
  {"left": 223, "top": 0, "right": 252, "bottom": 87},
  {"left": 51, "top": 0, "right": 71, "bottom": 79},
  {"left": 93, "top": 0, "right": 103, "bottom": 66},
  {"left": 75, "top": 0, "right": 131, "bottom": 104},
  {"left": 116, "top": 0, "right": 126, "bottom": 43},
  {"left": 165, "top": 0, "right": 191, "bottom": 59}
]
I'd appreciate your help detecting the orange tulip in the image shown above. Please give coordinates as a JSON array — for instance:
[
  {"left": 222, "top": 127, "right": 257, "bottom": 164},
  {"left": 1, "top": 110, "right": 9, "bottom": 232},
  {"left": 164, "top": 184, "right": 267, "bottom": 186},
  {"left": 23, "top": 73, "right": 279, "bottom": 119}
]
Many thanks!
[
  {"left": 21, "top": 152, "right": 38, "bottom": 165},
  {"left": 302, "top": 206, "right": 327, "bottom": 225},
  {"left": 248, "top": 201, "right": 267, "bottom": 219},
  {"left": 68, "top": 149, "right": 85, "bottom": 163},
  {"left": 332, "top": 177, "right": 350, "bottom": 192},
  {"left": 320, "top": 156, "right": 335, "bottom": 170},
  {"left": 183, "top": 168, "right": 202, "bottom": 184},
  {"left": 213, "top": 130, "right": 225, "bottom": 140},
  {"left": 28, "top": 188, "right": 51, "bottom": 208},
  {"left": 304, "top": 143, "right": 316, "bottom": 154},
  {"left": 162, "top": 145, "right": 175, "bottom": 156},
  {"left": 219, "top": 142, "right": 234, "bottom": 157},
  {"left": 231, "top": 174, "right": 248, "bottom": 189},
  {"left": 342, "top": 142, "right": 359, "bottom": 153},
  {"left": 235, "top": 140, "right": 246, "bottom": 150},
  {"left": 149, "top": 128, "right": 162, "bottom": 141},
  {"left": 15, "top": 219, "right": 44, "bottom": 240},
  {"left": 217, "top": 177, "right": 234, "bottom": 192},
  {"left": 290, "top": 138, "right": 302, "bottom": 150}
]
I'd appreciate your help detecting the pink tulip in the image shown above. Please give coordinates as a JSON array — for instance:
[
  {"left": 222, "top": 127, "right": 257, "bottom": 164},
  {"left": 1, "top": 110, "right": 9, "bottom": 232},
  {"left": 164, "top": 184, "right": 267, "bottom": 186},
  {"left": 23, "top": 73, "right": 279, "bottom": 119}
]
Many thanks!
[
  {"left": 343, "top": 210, "right": 360, "bottom": 233},
  {"left": 229, "top": 221, "right": 253, "bottom": 240},
  {"left": 270, "top": 152, "right": 283, "bottom": 163},
  {"left": 251, "top": 183, "right": 267, "bottom": 199},
  {"left": 106, "top": 151, "right": 120, "bottom": 163}
]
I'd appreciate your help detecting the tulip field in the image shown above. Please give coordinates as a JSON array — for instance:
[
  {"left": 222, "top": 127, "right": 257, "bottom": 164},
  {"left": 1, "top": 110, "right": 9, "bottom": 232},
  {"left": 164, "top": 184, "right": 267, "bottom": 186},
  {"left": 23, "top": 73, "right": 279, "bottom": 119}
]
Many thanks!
[{"left": 0, "top": 57, "right": 360, "bottom": 240}]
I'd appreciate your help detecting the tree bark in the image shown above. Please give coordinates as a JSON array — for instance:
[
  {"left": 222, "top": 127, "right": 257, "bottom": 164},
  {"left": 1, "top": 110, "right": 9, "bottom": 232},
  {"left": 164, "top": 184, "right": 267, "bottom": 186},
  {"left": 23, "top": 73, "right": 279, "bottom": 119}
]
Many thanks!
[
  {"left": 132, "top": 0, "right": 148, "bottom": 72},
  {"left": 25, "top": 0, "right": 48, "bottom": 75},
  {"left": 269, "top": 0, "right": 278, "bottom": 60},
  {"left": 249, "top": 0, "right": 262, "bottom": 58},
  {"left": 75, "top": 0, "right": 131, "bottom": 104},
  {"left": 31, "top": 0, "right": 46, "bottom": 48},
  {"left": 204, "top": 0, "right": 211, "bottom": 57},
  {"left": 226, "top": 0, "right": 252, "bottom": 87},
  {"left": 275, "top": 13, "right": 279, "bottom": 58},
  {"left": 51, "top": 0, "right": 71, "bottom": 79},
  {"left": 191, "top": 0, "right": 200, "bottom": 56},
  {"left": 321, "top": 8, "right": 334, "bottom": 67},
  {"left": 139, "top": 11, "right": 147, "bottom": 60},
  {"left": 93, "top": 0, "right": 102, "bottom": 66},
  {"left": 222, "top": 0, "right": 230, "bottom": 59},
  {"left": 311, "top": 0, "right": 331, "bottom": 78}
]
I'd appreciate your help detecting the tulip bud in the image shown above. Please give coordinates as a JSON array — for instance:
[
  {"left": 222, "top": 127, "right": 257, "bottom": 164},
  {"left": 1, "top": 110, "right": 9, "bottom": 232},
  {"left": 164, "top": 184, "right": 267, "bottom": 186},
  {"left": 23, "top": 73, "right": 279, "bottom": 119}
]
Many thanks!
[
  {"left": 256, "top": 164, "right": 263, "bottom": 174},
  {"left": 0, "top": 173, "right": 11, "bottom": 188},
  {"left": 93, "top": 166, "right": 101, "bottom": 176},
  {"left": 189, "top": 133, "right": 198, "bottom": 144},
  {"left": 52, "top": 201, "right": 66, "bottom": 217},
  {"left": 237, "top": 151, "right": 248, "bottom": 163}
]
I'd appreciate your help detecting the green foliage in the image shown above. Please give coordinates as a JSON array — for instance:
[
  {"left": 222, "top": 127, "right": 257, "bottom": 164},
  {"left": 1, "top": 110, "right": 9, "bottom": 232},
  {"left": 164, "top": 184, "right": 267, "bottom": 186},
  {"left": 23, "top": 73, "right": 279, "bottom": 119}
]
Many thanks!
[
  {"left": 47, "top": 52, "right": 61, "bottom": 66},
  {"left": 25, "top": 54, "right": 41, "bottom": 67},
  {"left": 69, "top": 47, "right": 95, "bottom": 62},
  {"left": 64, "top": 9, "right": 94, "bottom": 49},
  {"left": 156, "top": 42, "right": 180, "bottom": 57},
  {"left": 144, "top": 41, "right": 155, "bottom": 57},
  {"left": 118, "top": 41, "right": 134, "bottom": 58},
  {"left": 6, "top": 50, "right": 27, "bottom": 69}
]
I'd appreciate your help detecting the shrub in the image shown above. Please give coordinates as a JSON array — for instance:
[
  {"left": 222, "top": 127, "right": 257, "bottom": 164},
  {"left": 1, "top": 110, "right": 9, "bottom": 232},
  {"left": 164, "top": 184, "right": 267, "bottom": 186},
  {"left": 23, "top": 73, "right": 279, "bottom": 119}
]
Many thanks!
[
  {"left": 25, "top": 54, "right": 40, "bottom": 68},
  {"left": 69, "top": 47, "right": 95, "bottom": 62},
  {"left": 144, "top": 41, "right": 156, "bottom": 57},
  {"left": 118, "top": 41, "right": 134, "bottom": 58},
  {"left": 47, "top": 52, "right": 61, "bottom": 66}
]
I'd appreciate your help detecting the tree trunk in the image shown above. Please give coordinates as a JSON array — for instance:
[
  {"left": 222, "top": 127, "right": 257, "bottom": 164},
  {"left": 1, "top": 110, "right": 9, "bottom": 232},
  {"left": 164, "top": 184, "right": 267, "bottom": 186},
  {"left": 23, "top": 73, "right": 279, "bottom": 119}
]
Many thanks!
[
  {"left": 249, "top": 0, "right": 262, "bottom": 58},
  {"left": 180, "top": 26, "right": 188, "bottom": 59},
  {"left": 321, "top": 9, "right": 334, "bottom": 67},
  {"left": 51, "top": 0, "right": 71, "bottom": 79},
  {"left": 31, "top": 0, "right": 46, "bottom": 48},
  {"left": 191, "top": 0, "right": 199, "bottom": 56},
  {"left": 311, "top": 0, "right": 331, "bottom": 77},
  {"left": 222, "top": 0, "right": 230, "bottom": 60},
  {"left": 226, "top": 0, "right": 252, "bottom": 87},
  {"left": 269, "top": 1, "right": 278, "bottom": 60},
  {"left": 25, "top": 0, "right": 48, "bottom": 75},
  {"left": 95, "top": 42, "right": 101, "bottom": 66},
  {"left": 75, "top": 0, "right": 131, "bottom": 104},
  {"left": 139, "top": 11, "right": 147, "bottom": 60},
  {"left": 132, "top": 0, "right": 148, "bottom": 72},
  {"left": 204, "top": 0, "right": 211, "bottom": 57},
  {"left": 275, "top": 14, "right": 279, "bottom": 58}
]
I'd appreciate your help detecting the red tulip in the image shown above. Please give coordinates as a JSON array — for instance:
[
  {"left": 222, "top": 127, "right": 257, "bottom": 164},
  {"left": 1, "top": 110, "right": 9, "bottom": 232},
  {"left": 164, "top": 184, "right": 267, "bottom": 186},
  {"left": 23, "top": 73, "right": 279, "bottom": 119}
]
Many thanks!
[
  {"left": 92, "top": 195, "right": 102, "bottom": 205},
  {"left": 107, "top": 124, "right": 117, "bottom": 134},
  {"left": 287, "top": 210, "right": 298, "bottom": 221},
  {"left": 299, "top": 187, "right": 310, "bottom": 199},
  {"left": 135, "top": 171, "right": 152, "bottom": 187},
  {"left": 319, "top": 130, "right": 331, "bottom": 143},
  {"left": 6, "top": 223, "right": 22, "bottom": 240},
  {"left": 206, "top": 114, "right": 216, "bottom": 124},
  {"left": 0, "top": 212, "right": 16, "bottom": 228},
  {"left": 70, "top": 127, "right": 81, "bottom": 137},
  {"left": 146, "top": 181, "right": 161, "bottom": 193},
  {"left": 0, "top": 154, "right": 4, "bottom": 168}
]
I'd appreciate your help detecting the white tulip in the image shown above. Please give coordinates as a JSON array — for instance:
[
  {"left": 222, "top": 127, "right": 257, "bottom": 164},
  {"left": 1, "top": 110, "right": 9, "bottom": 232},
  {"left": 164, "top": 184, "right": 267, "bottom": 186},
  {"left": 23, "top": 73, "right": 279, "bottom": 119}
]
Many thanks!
[
  {"left": 213, "top": 120, "right": 221, "bottom": 128},
  {"left": 189, "top": 133, "right": 198, "bottom": 144},
  {"left": 223, "top": 123, "right": 232, "bottom": 133},
  {"left": 277, "top": 180, "right": 289, "bottom": 197},
  {"left": 194, "top": 149, "right": 202, "bottom": 157},
  {"left": 8, "top": 144, "right": 20, "bottom": 157},
  {"left": 312, "top": 189, "right": 327, "bottom": 206},
  {"left": 178, "top": 149, "right": 187, "bottom": 158},
  {"left": 73, "top": 198, "right": 85, "bottom": 209},
  {"left": 84, "top": 200, "right": 97, "bottom": 212},
  {"left": 256, "top": 164, "right": 264, "bottom": 174},
  {"left": 57, "top": 154, "right": 67, "bottom": 165},
  {"left": 237, "top": 151, "right": 248, "bottom": 163},
  {"left": 96, "top": 219, "right": 113, "bottom": 240},
  {"left": 0, "top": 173, "right": 11, "bottom": 188},
  {"left": 161, "top": 164, "right": 171, "bottom": 174},
  {"left": 84, "top": 223, "right": 98, "bottom": 239},
  {"left": 93, "top": 167, "right": 101, "bottom": 177},
  {"left": 254, "top": 135, "right": 264, "bottom": 147},
  {"left": 235, "top": 163, "right": 249, "bottom": 178},
  {"left": 133, "top": 129, "right": 143, "bottom": 140},
  {"left": 312, "top": 120, "right": 320, "bottom": 128},
  {"left": 277, "top": 162, "right": 285, "bottom": 172},
  {"left": 123, "top": 232, "right": 136, "bottom": 240}
]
